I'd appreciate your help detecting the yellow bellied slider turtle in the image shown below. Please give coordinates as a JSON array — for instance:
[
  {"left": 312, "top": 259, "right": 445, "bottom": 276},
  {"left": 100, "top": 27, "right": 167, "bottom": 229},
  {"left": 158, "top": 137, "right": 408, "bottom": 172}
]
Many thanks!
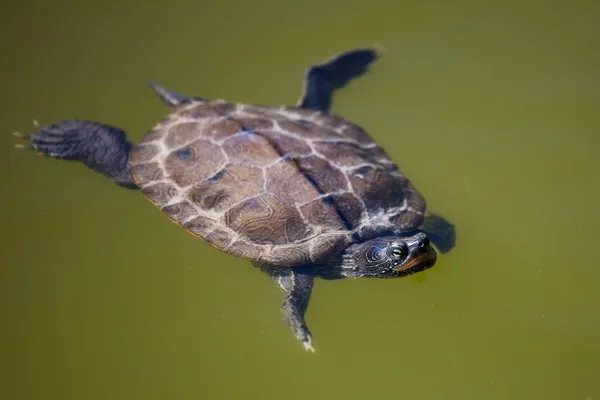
[{"left": 13, "top": 49, "right": 455, "bottom": 352}]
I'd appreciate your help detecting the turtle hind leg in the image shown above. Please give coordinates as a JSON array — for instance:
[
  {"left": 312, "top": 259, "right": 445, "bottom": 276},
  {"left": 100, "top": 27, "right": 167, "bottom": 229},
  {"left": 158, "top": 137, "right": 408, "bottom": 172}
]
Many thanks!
[
  {"left": 13, "top": 120, "right": 137, "bottom": 189},
  {"left": 297, "top": 47, "right": 380, "bottom": 113},
  {"left": 420, "top": 214, "right": 456, "bottom": 254}
]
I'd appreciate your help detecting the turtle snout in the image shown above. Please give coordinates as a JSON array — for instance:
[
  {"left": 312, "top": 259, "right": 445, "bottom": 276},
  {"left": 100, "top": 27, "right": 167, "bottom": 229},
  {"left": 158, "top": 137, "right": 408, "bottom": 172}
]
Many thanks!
[
  {"left": 418, "top": 234, "right": 430, "bottom": 250},
  {"left": 412, "top": 233, "right": 436, "bottom": 264},
  {"left": 411, "top": 232, "right": 430, "bottom": 250}
]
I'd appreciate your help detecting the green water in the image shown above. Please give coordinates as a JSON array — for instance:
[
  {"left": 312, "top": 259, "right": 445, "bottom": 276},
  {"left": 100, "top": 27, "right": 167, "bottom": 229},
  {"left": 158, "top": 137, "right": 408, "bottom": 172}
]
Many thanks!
[{"left": 2, "top": 0, "right": 599, "bottom": 399}]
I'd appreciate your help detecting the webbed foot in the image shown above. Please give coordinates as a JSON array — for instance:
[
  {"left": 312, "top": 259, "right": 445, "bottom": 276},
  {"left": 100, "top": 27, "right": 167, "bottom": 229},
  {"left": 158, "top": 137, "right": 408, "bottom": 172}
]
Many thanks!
[
  {"left": 298, "top": 47, "right": 380, "bottom": 112},
  {"left": 13, "top": 119, "right": 136, "bottom": 188},
  {"left": 420, "top": 213, "right": 456, "bottom": 254},
  {"left": 267, "top": 268, "right": 316, "bottom": 352}
]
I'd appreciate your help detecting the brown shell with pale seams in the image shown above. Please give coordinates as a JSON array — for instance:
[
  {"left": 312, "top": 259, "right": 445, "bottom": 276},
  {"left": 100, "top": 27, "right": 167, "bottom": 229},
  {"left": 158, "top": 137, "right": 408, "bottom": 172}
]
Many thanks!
[{"left": 129, "top": 100, "right": 426, "bottom": 266}]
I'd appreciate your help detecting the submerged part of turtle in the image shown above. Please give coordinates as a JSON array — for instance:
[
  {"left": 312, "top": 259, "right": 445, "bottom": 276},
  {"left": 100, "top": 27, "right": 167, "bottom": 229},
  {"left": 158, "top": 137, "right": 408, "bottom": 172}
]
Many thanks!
[{"left": 13, "top": 48, "right": 455, "bottom": 352}]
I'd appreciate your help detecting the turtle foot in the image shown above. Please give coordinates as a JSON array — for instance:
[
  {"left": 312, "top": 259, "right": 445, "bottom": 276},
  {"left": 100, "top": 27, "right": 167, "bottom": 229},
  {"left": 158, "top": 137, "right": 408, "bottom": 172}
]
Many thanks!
[
  {"left": 13, "top": 119, "right": 84, "bottom": 158},
  {"left": 12, "top": 119, "right": 137, "bottom": 188},
  {"left": 303, "top": 338, "right": 316, "bottom": 353}
]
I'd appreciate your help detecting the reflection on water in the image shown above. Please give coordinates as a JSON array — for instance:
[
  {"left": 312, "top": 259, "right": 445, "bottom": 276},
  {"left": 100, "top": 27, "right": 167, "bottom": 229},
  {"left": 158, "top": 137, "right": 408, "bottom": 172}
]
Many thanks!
[{"left": 1, "top": 0, "right": 599, "bottom": 399}]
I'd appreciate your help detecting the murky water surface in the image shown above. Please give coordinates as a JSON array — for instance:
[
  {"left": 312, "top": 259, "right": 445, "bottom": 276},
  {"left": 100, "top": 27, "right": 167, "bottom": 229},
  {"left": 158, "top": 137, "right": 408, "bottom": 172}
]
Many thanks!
[{"left": 1, "top": 1, "right": 599, "bottom": 399}]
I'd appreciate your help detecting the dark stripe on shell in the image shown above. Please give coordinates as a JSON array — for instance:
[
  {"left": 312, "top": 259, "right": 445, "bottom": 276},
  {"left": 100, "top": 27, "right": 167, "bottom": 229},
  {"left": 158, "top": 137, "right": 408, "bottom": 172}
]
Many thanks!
[{"left": 239, "top": 125, "right": 357, "bottom": 236}]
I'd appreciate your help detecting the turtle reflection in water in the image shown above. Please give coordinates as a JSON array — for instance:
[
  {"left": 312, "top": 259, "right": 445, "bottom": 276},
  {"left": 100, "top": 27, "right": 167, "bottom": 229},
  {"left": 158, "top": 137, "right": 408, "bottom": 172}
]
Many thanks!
[{"left": 13, "top": 48, "right": 455, "bottom": 352}]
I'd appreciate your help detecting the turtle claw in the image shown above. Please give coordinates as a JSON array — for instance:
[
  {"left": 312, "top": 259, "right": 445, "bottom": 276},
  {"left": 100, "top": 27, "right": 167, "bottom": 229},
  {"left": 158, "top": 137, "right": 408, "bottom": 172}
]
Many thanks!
[
  {"left": 12, "top": 130, "right": 35, "bottom": 151},
  {"left": 13, "top": 131, "right": 33, "bottom": 150},
  {"left": 302, "top": 338, "right": 315, "bottom": 353},
  {"left": 11, "top": 120, "right": 82, "bottom": 159},
  {"left": 12, "top": 131, "right": 30, "bottom": 140},
  {"left": 302, "top": 342, "right": 315, "bottom": 353},
  {"left": 373, "top": 42, "right": 387, "bottom": 54}
]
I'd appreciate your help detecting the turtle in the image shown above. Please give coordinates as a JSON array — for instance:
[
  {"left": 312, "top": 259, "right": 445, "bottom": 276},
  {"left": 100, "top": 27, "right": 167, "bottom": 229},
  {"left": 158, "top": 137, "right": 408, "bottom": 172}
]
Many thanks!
[{"left": 13, "top": 48, "right": 455, "bottom": 352}]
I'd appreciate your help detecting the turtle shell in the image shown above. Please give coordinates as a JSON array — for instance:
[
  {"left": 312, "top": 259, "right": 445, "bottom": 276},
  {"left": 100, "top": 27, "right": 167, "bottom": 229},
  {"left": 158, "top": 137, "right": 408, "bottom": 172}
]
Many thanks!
[{"left": 129, "top": 100, "right": 426, "bottom": 266}]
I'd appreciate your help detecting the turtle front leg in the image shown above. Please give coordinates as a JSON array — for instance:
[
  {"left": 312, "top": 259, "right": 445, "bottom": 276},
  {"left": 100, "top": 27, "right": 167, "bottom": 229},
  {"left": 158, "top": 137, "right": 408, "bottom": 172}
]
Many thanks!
[
  {"left": 13, "top": 120, "right": 137, "bottom": 189},
  {"left": 419, "top": 214, "right": 456, "bottom": 254},
  {"left": 266, "top": 267, "right": 315, "bottom": 352},
  {"left": 298, "top": 48, "right": 380, "bottom": 113}
]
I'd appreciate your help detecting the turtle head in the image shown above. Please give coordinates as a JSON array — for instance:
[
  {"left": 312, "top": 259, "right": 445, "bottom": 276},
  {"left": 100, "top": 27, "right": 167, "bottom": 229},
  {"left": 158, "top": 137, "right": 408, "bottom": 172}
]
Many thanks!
[{"left": 341, "top": 233, "right": 437, "bottom": 278}]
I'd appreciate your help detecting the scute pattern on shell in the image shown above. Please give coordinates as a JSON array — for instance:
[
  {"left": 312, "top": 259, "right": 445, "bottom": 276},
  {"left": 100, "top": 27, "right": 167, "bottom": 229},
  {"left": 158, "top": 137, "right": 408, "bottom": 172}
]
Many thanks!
[{"left": 129, "top": 100, "right": 426, "bottom": 266}]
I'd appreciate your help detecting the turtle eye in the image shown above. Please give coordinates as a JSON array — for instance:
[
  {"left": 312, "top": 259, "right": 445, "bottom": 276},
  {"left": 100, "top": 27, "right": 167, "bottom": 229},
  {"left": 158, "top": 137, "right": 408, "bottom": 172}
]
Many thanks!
[{"left": 391, "top": 246, "right": 407, "bottom": 260}]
